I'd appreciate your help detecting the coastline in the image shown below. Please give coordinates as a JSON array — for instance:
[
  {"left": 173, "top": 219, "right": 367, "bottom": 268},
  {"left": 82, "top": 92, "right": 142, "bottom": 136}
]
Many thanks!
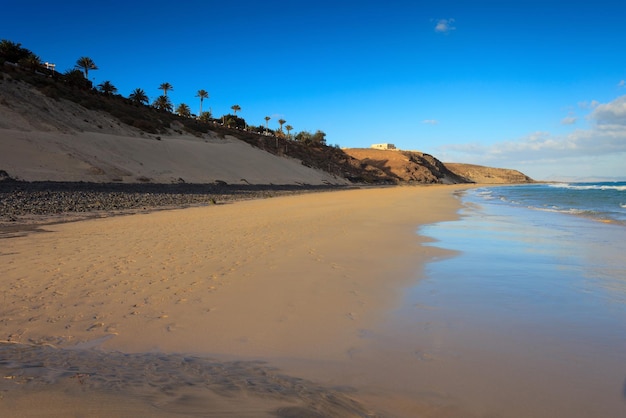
[{"left": 0, "top": 184, "right": 472, "bottom": 416}]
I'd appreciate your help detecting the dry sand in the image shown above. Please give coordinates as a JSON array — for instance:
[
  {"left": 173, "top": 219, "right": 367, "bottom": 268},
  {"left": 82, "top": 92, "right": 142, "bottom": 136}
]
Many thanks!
[
  {"left": 0, "top": 185, "right": 467, "bottom": 416},
  {"left": 0, "top": 128, "right": 347, "bottom": 185}
]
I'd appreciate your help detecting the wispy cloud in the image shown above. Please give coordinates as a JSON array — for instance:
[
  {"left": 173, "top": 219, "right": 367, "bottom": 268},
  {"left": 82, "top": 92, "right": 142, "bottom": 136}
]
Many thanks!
[
  {"left": 578, "top": 100, "right": 600, "bottom": 110},
  {"left": 422, "top": 119, "right": 439, "bottom": 125},
  {"left": 561, "top": 115, "right": 577, "bottom": 125},
  {"left": 618, "top": 80, "right": 625, "bottom": 88},
  {"left": 434, "top": 18, "right": 456, "bottom": 34}
]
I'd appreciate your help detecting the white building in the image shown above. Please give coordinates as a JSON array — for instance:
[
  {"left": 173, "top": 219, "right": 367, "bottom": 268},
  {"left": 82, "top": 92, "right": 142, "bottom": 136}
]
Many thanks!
[{"left": 371, "top": 143, "right": 397, "bottom": 150}]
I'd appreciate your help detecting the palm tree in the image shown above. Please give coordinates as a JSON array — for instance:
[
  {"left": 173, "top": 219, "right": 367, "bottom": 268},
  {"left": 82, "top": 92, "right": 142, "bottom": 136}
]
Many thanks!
[
  {"left": 75, "top": 56, "right": 98, "bottom": 79},
  {"left": 97, "top": 80, "right": 117, "bottom": 96},
  {"left": 198, "top": 111, "right": 212, "bottom": 123},
  {"left": 158, "top": 82, "right": 173, "bottom": 96},
  {"left": 231, "top": 104, "right": 241, "bottom": 115},
  {"left": 196, "top": 89, "right": 209, "bottom": 116},
  {"left": 264, "top": 116, "right": 271, "bottom": 134},
  {"left": 278, "top": 119, "right": 286, "bottom": 132},
  {"left": 19, "top": 53, "right": 42, "bottom": 72},
  {"left": 176, "top": 103, "right": 191, "bottom": 118},
  {"left": 64, "top": 68, "right": 84, "bottom": 83},
  {"left": 285, "top": 124, "right": 293, "bottom": 138},
  {"left": 64, "top": 68, "right": 91, "bottom": 89},
  {"left": 225, "top": 116, "right": 236, "bottom": 128},
  {"left": 153, "top": 95, "right": 173, "bottom": 112},
  {"left": 129, "top": 88, "right": 149, "bottom": 105},
  {"left": 0, "top": 40, "right": 32, "bottom": 63}
]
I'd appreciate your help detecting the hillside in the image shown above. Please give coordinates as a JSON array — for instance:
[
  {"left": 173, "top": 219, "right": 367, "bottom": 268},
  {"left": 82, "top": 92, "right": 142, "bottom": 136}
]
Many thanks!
[
  {"left": 444, "top": 163, "right": 534, "bottom": 184},
  {"left": 0, "top": 63, "right": 532, "bottom": 186},
  {"left": 341, "top": 148, "right": 467, "bottom": 184},
  {"left": 0, "top": 74, "right": 348, "bottom": 185}
]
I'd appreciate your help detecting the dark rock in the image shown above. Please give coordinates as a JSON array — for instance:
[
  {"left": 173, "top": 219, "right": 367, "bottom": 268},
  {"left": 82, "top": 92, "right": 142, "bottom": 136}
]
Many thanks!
[
  {"left": 0, "top": 181, "right": 348, "bottom": 223},
  {"left": 0, "top": 170, "right": 14, "bottom": 182}
]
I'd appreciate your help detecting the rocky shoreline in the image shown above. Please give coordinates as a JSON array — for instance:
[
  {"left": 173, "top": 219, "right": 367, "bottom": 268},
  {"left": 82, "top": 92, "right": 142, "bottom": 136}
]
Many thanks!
[{"left": 0, "top": 180, "right": 347, "bottom": 233}]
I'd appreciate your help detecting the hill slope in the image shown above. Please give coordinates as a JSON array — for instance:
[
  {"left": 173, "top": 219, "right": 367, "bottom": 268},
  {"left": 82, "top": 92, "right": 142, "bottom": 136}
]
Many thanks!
[
  {"left": 341, "top": 148, "right": 467, "bottom": 184},
  {"left": 444, "top": 163, "right": 534, "bottom": 184}
]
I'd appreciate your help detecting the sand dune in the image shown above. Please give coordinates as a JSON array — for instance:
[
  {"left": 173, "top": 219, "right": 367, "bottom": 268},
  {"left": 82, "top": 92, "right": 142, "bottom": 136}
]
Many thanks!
[
  {"left": 0, "top": 77, "right": 347, "bottom": 185},
  {"left": 0, "top": 128, "right": 348, "bottom": 185}
]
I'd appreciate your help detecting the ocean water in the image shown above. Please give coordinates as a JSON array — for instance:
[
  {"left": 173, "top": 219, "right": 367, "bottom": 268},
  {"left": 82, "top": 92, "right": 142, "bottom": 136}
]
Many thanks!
[
  {"left": 389, "top": 183, "right": 626, "bottom": 417},
  {"left": 477, "top": 181, "right": 626, "bottom": 224}
]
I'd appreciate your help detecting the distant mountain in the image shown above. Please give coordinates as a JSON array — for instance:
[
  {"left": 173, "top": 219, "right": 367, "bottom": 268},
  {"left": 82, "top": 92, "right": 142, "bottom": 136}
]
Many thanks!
[{"left": 540, "top": 175, "right": 626, "bottom": 183}]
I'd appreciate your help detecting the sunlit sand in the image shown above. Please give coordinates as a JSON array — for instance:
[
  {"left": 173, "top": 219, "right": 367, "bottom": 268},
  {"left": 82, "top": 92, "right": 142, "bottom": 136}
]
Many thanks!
[{"left": 0, "top": 185, "right": 466, "bottom": 416}]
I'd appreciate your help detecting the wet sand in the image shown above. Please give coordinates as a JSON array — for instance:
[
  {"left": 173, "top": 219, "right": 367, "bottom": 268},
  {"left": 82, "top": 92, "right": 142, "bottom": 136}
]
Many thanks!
[
  {"left": 0, "top": 185, "right": 468, "bottom": 417},
  {"left": 392, "top": 189, "right": 626, "bottom": 417}
]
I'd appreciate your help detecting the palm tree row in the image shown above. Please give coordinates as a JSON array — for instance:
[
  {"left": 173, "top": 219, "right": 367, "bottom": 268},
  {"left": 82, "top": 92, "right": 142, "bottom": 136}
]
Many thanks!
[
  {"left": 74, "top": 56, "right": 290, "bottom": 135},
  {"left": 1, "top": 39, "right": 301, "bottom": 140}
]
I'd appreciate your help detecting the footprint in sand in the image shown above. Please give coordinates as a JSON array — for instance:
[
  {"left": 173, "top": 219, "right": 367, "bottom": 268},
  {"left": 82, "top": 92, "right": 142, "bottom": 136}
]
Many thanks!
[
  {"left": 414, "top": 349, "right": 436, "bottom": 362},
  {"left": 7, "top": 329, "right": 26, "bottom": 342},
  {"left": 87, "top": 322, "right": 105, "bottom": 331}
]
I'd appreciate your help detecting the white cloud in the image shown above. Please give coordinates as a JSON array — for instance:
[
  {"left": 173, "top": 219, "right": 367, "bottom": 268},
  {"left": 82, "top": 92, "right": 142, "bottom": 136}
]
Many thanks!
[
  {"left": 590, "top": 95, "right": 626, "bottom": 126},
  {"left": 434, "top": 18, "right": 456, "bottom": 33},
  {"left": 422, "top": 119, "right": 439, "bottom": 125},
  {"left": 437, "top": 95, "right": 626, "bottom": 179},
  {"left": 618, "top": 80, "right": 625, "bottom": 88},
  {"left": 561, "top": 116, "right": 577, "bottom": 125}
]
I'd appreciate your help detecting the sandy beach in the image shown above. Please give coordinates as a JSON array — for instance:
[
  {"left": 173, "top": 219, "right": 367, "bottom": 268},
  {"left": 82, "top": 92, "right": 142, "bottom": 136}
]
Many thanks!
[{"left": 0, "top": 185, "right": 467, "bottom": 417}]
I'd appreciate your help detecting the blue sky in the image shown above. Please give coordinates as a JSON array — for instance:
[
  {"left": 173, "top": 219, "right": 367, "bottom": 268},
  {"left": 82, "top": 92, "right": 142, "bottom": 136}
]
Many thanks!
[{"left": 4, "top": 0, "right": 626, "bottom": 180}]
